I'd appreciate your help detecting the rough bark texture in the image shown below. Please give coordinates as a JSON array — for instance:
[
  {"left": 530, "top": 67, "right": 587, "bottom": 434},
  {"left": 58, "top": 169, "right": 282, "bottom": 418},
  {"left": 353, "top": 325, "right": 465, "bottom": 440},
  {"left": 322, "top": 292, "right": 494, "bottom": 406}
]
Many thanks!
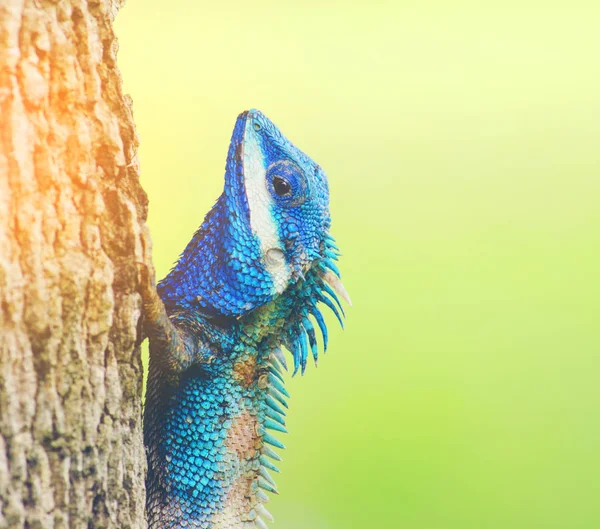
[{"left": 0, "top": 1, "right": 148, "bottom": 528}]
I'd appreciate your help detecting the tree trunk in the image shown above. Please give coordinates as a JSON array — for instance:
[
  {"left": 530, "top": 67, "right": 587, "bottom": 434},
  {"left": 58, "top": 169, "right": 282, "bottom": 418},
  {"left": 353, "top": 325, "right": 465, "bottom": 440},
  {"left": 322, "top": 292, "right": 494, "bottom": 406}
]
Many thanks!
[{"left": 0, "top": 1, "right": 148, "bottom": 528}]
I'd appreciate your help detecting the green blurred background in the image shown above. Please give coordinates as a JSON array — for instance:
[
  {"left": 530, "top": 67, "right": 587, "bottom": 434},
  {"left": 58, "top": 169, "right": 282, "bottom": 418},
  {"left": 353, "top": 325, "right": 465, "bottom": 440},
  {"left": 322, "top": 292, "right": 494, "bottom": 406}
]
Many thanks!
[{"left": 116, "top": 2, "right": 600, "bottom": 528}]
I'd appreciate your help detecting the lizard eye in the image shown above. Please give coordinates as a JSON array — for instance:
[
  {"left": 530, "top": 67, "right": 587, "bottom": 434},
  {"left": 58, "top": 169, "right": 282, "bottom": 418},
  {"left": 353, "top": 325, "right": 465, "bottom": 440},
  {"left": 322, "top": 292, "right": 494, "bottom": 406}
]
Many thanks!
[
  {"left": 266, "top": 161, "right": 307, "bottom": 206},
  {"left": 272, "top": 176, "right": 292, "bottom": 197}
]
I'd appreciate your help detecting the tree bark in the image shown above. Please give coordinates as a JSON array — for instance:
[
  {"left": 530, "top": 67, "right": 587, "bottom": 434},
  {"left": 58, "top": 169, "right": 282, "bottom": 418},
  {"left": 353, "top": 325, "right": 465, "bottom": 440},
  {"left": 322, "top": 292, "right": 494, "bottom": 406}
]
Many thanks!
[{"left": 0, "top": 1, "right": 148, "bottom": 528}]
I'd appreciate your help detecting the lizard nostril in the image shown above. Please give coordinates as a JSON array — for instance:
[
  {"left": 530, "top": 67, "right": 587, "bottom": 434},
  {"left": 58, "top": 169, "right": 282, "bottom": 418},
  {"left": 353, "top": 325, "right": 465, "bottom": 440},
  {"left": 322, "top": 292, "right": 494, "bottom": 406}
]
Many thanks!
[{"left": 253, "top": 122, "right": 261, "bottom": 131}]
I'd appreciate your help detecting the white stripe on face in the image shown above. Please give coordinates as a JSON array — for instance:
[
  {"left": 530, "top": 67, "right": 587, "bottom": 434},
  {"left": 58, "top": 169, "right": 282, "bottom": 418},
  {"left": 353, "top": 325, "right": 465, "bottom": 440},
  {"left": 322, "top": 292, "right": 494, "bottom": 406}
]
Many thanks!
[{"left": 242, "top": 120, "right": 292, "bottom": 294}]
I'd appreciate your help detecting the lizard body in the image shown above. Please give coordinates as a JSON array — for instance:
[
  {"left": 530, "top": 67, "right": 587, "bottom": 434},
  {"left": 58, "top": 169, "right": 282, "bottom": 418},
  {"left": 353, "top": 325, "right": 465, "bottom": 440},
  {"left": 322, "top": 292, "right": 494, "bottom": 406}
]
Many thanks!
[{"left": 142, "top": 110, "right": 349, "bottom": 529}]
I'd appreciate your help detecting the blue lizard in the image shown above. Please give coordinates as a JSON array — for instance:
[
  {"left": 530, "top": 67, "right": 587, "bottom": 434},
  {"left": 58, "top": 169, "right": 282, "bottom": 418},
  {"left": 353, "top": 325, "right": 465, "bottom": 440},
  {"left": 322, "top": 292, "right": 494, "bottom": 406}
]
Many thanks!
[{"left": 141, "top": 109, "right": 350, "bottom": 529}]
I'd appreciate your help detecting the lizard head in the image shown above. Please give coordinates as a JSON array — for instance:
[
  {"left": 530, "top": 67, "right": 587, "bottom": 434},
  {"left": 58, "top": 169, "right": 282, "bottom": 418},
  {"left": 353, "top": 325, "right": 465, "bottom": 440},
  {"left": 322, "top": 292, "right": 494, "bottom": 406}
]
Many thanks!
[{"left": 158, "top": 109, "right": 349, "bottom": 330}]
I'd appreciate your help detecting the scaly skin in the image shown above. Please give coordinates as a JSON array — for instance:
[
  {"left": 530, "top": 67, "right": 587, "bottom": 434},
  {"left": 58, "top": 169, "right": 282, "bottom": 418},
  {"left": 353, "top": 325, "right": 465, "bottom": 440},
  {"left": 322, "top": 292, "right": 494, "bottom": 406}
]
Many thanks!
[{"left": 142, "top": 110, "right": 350, "bottom": 529}]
